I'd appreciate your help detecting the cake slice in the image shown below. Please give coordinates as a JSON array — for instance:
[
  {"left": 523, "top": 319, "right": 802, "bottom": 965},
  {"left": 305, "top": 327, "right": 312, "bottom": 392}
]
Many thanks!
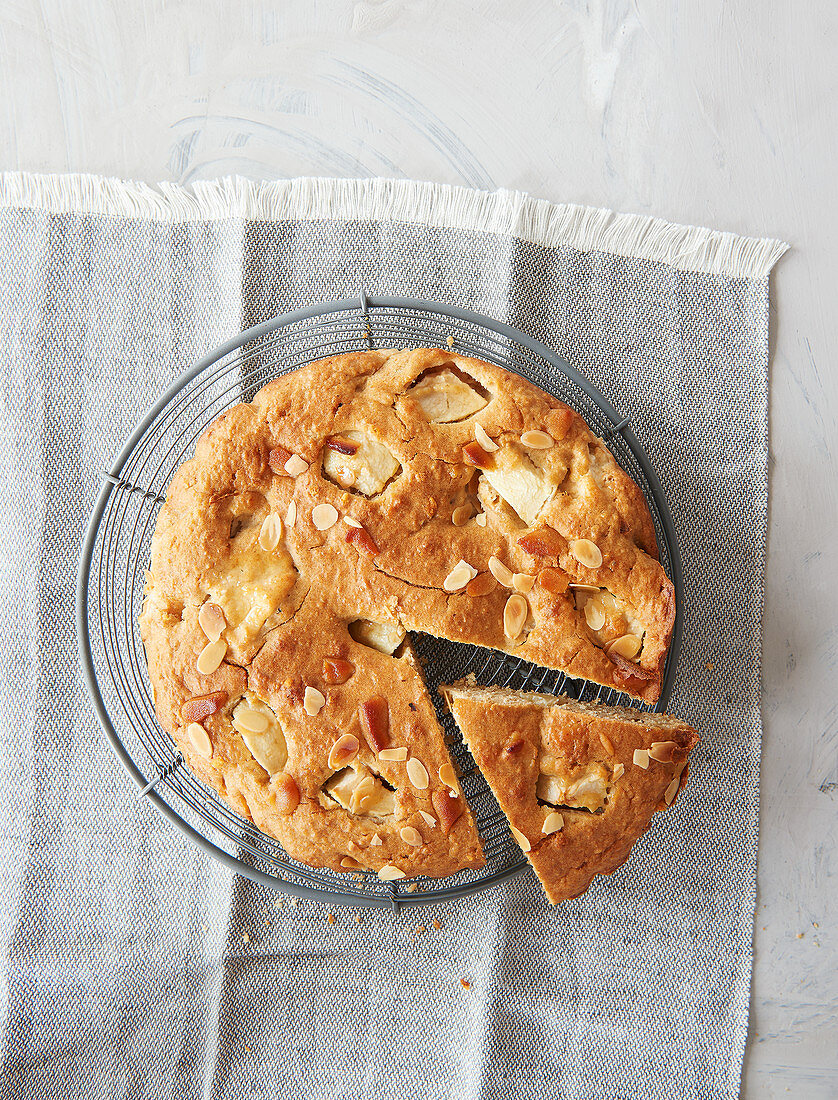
[{"left": 440, "top": 681, "right": 697, "bottom": 903}]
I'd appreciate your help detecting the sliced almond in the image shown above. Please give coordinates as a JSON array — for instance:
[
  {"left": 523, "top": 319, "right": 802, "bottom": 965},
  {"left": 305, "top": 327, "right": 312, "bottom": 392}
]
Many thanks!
[
  {"left": 475, "top": 513, "right": 487, "bottom": 527},
  {"left": 400, "top": 826, "right": 422, "bottom": 847},
  {"left": 303, "top": 686, "right": 326, "bottom": 716},
  {"left": 378, "top": 747, "right": 408, "bottom": 762},
  {"left": 606, "top": 634, "right": 643, "bottom": 660},
  {"left": 443, "top": 559, "right": 477, "bottom": 592},
  {"left": 520, "top": 429, "right": 553, "bottom": 449},
  {"left": 377, "top": 865, "right": 406, "bottom": 881},
  {"left": 328, "top": 733, "right": 360, "bottom": 769},
  {"left": 284, "top": 454, "right": 309, "bottom": 477},
  {"left": 613, "top": 762, "right": 625, "bottom": 780},
  {"left": 370, "top": 834, "right": 383, "bottom": 846},
  {"left": 341, "top": 856, "right": 361, "bottom": 869},
  {"left": 503, "top": 593, "right": 529, "bottom": 639},
  {"left": 599, "top": 731, "right": 615, "bottom": 755},
  {"left": 451, "top": 504, "right": 472, "bottom": 527},
  {"left": 274, "top": 772, "right": 300, "bottom": 815},
  {"left": 196, "top": 638, "right": 226, "bottom": 675},
  {"left": 438, "top": 763, "right": 458, "bottom": 789},
  {"left": 198, "top": 602, "right": 226, "bottom": 642},
  {"left": 648, "top": 740, "right": 679, "bottom": 763},
  {"left": 488, "top": 556, "right": 514, "bottom": 587},
  {"left": 475, "top": 424, "right": 499, "bottom": 452},
  {"left": 512, "top": 573, "right": 535, "bottom": 594},
  {"left": 584, "top": 600, "right": 606, "bottom": 631},
  {"left": 233, "top": 707, "right": 269, "bottom": 735},
  {"left": 418, "top": 810, "right": 437, "bottom": 827},
  {"left": 344, "top": 516, "right": 363, "bottom": 528},
  {"left": 285, "top": 499, "right": 297, "bottom": 527},
  {"left": 312, "top": 503, "right": 339, "bottom": 531},
  {"left": 664, "top": 774, "right": 681, "bottom": 805},
  {"left": 542, "top": 811, "right": 564, "bottom": 835},
  {"left": 510, "top": 825, "right": 531, "bottom": 852},
  {"left": 569, "top": 538, "right": 603, "bottom": 569},
  {"left": 569, "top": 583, "right": 601, "bottom": 595},
  {"left": 258, "top": 512, "right": 282, "bottom": 551},
  {"left": 186, "top": 722, "right": 212, "bottom": 758},
  {"left": 406, "top": 758, "right": 429, "bottom": 790},
  {"left": 633, "top": 748, "right": 650, "bottom": 770}
]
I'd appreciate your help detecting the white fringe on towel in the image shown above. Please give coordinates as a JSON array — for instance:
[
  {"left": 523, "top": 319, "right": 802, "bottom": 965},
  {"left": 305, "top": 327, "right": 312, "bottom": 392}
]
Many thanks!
[{"left": 0, "top": 171, "right": 787, "bottom": 279}]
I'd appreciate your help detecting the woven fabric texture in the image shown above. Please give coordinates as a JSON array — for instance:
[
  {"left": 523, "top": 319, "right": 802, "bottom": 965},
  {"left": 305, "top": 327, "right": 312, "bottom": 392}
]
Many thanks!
[{"left": 0, "top": 177, "right": 781, "bottom": 1100}]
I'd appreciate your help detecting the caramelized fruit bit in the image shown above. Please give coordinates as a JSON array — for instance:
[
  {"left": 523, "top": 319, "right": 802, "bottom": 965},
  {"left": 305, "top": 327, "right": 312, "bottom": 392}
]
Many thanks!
[
  {"left": 518, "top": 526, "right": 563, "bottom": 558},
  {"left": 323, "top": 657, "right": 355, "bottom": 685},
  {"left": 274, "top": 773, "right": 300, "bottom": 815},
  {"left": 546, "top": 406, "right": 574, "bottom": 440},
  {"left": 538, "top": 568, "right": 569, "bottom": 594},
  {"left": 462, "top": 442, "right": 494, "bottom": 469},
  {"left": 466, "top": 572, "right": 497, "bottom": 597},
  {"left": 325, "top": 436, "right": 360, "bottom": 456},
  {"left": 180, "top": 691, "right": 227, "bottom": 723},
  {"left": 359, "top": 697, "right": 390, "bottom": 752},
  {"left": 268, "top": 446, "right": 291, "bottom": 474},
  {"left": 328, "top": 734, "right": 360, "bottom": 770},
  {"left": 432, "top": 788, "right": 463, "bottom": 834},
  {"left": 345, "top": 526, "right": 379, "bottom": 556}
]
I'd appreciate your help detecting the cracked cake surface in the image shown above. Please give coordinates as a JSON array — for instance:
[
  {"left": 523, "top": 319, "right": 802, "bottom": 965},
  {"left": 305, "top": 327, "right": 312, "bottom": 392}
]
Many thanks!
[{"left": 140, "top": 347, "right": 677, "bottom": 879}]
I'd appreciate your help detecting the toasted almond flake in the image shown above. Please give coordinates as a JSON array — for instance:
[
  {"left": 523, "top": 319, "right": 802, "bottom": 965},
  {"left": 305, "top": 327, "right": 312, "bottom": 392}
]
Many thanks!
[
  {"left": 377, "top": 865, "right": 406, "bottom": 881},
  {"left": 584, "top": 600, "right": 606, "bottom": 631},
  {"left": 285, "top": 499, "right": 297, "bottom": 527},
  {"left": 488, "top": 556, "right": 514, "bottom": 587},
  {"left": 303, "top": 686, "right": 326, "bottom": 716},
  {"left": 512, "top": 573, "right": 535, "bottom": 594},
  {"left": 520, "top": 429, "right": 554, "bottom": 449},
  {"left": 406, "top": 757, "right": 430, "bottom": 789},
  {"left": 378, "top": 747, "right": 408, "bottom": 762},
  {"left": 340, "top": 857, "right": 360, "bottom": 869},
  {"left": 475, "top": 513, "right": 487, "bottom": 526},
  {"left": 344, "top": 516, "right": 363, "bottom": 528},
  {"left": 648, "top": 740, "right": 678, "bottom": 763},
  {"left": 198, "top": 602, "right": 226, "bottom": 642},
  {"left": 503, "top": 593, "right": 528, "bottom": 639},
  {"left": 186, "top": 722, "right": 213, "bottom": 757},
  {"left": 439, "top": 763, "right": 458, "bottom": 789},
  {"left": 451, "top": 505, "right": 472, "bottom": 527},
  {"left": 196, "top": 638, "right": 226, "bottom": 675},
  {"left": 569, "top": 583, "right": 601, "bottom": 594},
  {"left": 233, "top": 707, "right": 269, "bottom": 735},
  {"left": 664, "top": 775, "right": 680, "bottom": 805},
  {"left": 328, "top": 733, "right": 360, "bottom": 769},
  {"left": 569, "top": 538, "right": 603, "bottom": 569},
  {"left": 443, "top": 559, "right": 477, "bottom": 592},
  {"left": 258, "top": 512, "right": 282, "bottom": 551},
  {"left": 311, "top": 503, "right": 339, "bottom": 531},
  {"left": 613, "top": 763, "right": 625, "bottom": 779},
  {"left": 284, "top": 454, "right": 309, "bottom": 477},
  {"left": 400, "top": 826, "right": 422, "bottom": 847},
  {"left": 606, "top": 634, "right": 642, "bottom": 660},
  {"left": 599, "top": 731, "right": 615, "bottom": 754},
  {"left": 475, "top": 424, "right": 499, "bottom": 452},
  {"left": 542, "top": 811, "right": 564, "bottom": 835},
  {"left": 418, "top": 810, "right": 437, "bottom": 827},
  {"left": 370, "top": 834, "right": 383, "bottom": 846},
  {"left": 633, "top": 748, "right": 650, "bottom": 769},
  {"left": 510, "top": 825, "right": 531, "bottom": 852}
]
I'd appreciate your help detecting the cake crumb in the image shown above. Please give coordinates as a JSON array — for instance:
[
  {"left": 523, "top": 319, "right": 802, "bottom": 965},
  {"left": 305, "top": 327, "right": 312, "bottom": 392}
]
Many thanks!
[
  {"left": 460, "top": 978, "right": 471, "bottom": 990},
  {"left": 355, "top": 914, "right": 362, "bottom": 923},
  {"left": 200, "top": 923, "right": 208, "bottom": 933},
  {"left": 415, "top": 925, "right": 426, "bottom": 934},
  {"left": 706, "top": 661, "right": 714, "bottom": 672},
  {"left": 446, "top": 334, "right": 454, "bottom": 348},
  {"left": 242, "top": 932, "right": 250, "bottom": 944},
  {"left": 813, "top": 922, "right": 819, "bottom": 928},
  {"left": 244, "top": 1045, "right": 252, "bottom": 1054},
  {"left": 796, "top": 932, "right": 804, "bottom": 939},
  {"left": 432, "top": 919, "right": 442, "bottom": 930},
  {"left": 405, "top": 883, "right": 418, "bottom": 893},
  {"left": 328, "top": 913, "right": 336, "bottom": 925}
]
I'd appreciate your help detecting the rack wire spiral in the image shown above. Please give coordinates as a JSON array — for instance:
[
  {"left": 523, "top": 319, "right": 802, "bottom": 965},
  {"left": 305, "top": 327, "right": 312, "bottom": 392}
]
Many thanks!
[{"left": 77, "top": 294, "right": 683, "bottom": 911}]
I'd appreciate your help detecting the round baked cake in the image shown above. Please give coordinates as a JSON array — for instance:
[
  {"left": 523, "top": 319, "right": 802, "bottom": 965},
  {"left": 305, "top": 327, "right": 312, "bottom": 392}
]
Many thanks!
[{"left": 140, "top": 347, "right": 676, "bottom": 881}]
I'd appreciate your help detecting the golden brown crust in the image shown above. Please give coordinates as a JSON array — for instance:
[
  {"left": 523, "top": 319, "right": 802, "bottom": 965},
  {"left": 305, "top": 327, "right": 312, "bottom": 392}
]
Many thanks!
[
  {"left": 441, "top": 681, "right": 698, "bottom": 904},
  {"left": 140, "top": 347, "right": 677, "bottom": 878}
]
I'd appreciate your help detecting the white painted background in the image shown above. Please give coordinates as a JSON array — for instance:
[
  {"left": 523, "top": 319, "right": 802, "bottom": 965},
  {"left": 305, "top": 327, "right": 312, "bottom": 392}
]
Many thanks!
[{"left": 2, "top": 1, "right": 836, "bottom": 1095}]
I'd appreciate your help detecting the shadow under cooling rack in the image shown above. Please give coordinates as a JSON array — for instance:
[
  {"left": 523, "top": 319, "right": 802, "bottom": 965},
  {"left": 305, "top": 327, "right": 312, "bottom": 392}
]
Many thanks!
[{"left": 76, "top": 293, "right": 683, "bottom": 911}]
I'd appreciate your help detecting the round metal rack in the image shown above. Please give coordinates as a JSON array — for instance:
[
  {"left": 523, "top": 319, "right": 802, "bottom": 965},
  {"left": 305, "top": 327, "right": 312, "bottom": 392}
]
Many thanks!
[{"left": 76, "top": 294, "right": 683, "bottom": 910}]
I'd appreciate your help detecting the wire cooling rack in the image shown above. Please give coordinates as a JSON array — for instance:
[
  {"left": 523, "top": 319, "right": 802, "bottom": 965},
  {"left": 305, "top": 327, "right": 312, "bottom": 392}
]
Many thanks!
[{"left": 76, "top": 294, "right": 683, "bottom": 910}]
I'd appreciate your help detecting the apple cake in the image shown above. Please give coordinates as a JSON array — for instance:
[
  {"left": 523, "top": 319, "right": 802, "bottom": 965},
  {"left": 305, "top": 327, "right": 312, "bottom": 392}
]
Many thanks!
[
  {"left": 441, "top": 681, "right": 698, "bottom": 903},
  {"left": 140, "top": 346, "right": 678, "bottom": 882}
]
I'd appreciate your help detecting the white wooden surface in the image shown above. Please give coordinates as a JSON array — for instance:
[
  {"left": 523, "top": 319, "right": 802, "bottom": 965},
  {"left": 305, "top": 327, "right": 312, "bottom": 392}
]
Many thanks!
[{"left": 2, "top": 2, "right": 836, "bottom": 1094}]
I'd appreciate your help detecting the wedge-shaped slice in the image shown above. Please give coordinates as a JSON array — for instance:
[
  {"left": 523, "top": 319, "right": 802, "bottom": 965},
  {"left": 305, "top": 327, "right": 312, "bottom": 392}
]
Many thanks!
[{"left": 440, "top": 681, "right": 697, "bottom": 904}]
